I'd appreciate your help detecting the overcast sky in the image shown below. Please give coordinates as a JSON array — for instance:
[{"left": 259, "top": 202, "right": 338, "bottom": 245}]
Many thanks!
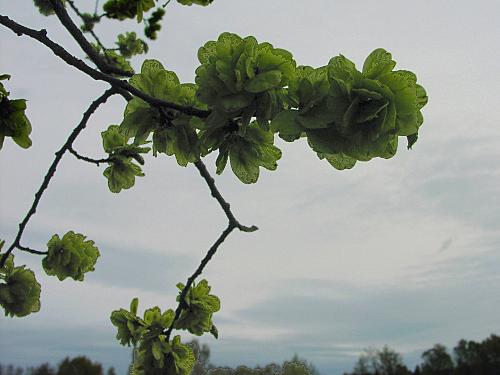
[{"left": 1, "top": 1, "right": 500, "bottom": 374}]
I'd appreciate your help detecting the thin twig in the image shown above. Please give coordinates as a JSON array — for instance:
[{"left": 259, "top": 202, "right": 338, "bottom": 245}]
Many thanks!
[
  {"left": 17, "top": 245, "right": 48, "bottom": 256},
  {"left": 69, "top": 146, "right": 110, "bottom": 166},
  {"left": 165, "top": 161, "right": 258, "bottom": 337},
  {"left": 194, "top": 160, "right": 258, "bottom": 232},
  {"left": 49, "top": 0, "right": 130, "bottom": 77},
  {"left": 0, "top": 14, "right": 210, "bottom": 118},
  {"left": 166, "top": 224, "right": 234, "bottom": 340},
  {"left": 66, "top": 0, "right": 108, "bottom": 53},
  {"left": 0, "top": 88, "right": 117, "bottom": 268}
]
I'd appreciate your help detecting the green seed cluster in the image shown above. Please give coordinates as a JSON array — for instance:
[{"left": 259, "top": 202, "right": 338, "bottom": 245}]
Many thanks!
[
  {"left": 111, "top": 298, "right": 195, "bottom": 375},
  {"left": 42, "top": 231, "right": 100, "bottom": 281},
  {"left": 174, "top": 279, "right": 220, "bottom": 336},
  {"left": 0, "top": 247, "right": 41, "bottom": 318}
]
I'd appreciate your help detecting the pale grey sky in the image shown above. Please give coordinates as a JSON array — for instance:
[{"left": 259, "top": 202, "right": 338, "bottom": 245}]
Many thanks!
[{"left": 1, "top": 1, "right": 500, "bottom": 374}]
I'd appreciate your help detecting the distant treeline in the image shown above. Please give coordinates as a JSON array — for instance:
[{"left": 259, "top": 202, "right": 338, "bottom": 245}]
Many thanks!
[
  {"left": 345, "top": 334, "right": 500, "bottom": 375},
  {"left": 1, "top": 334, "right": 499, "bottom": 375},
  {"left": 190, "top": 334, "right": 500, "bottom": 375},
  {"left": 0, "top": 356, "right": 115, "bottom": 375}
]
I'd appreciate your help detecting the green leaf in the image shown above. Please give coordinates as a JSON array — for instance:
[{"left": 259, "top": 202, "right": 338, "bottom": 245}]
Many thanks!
[
  {"left": 288, "top": 66, "right": 330, "bottom": 112},
  {"left": 152, "top": 341, "right": 162, "bottom": 361},
  {"left": 210, "top": 324, "right": 219, "bottom": 339},
  {"left": 103, "top": 0, "right": 155, "bottom": 22},
  {"left": 210, "top": 123, "right": 281, "bottom": 184},
  {"left": 174, "top": 279, "right": 220, "bottom": 336},
  {"left": 102, "top": 49, "right": 134, "bottom": 75},
  {"left": 120, "top": 106, "right": 158, "bottom": 143},
  {"left": 116, "top": 32, "right": 148, "bottom": 58},
  {"left": 407, "top": 132, "right": 418, "bottom": 149},
  {"left": 42, "top": 231, "right": 100, "bottom": 281},
  {"left": 177, "top": 0, "right": 213, "bottom": 6},
  {"left": 103, "top": 157, "right": 145, "bottom": 193},
  {"left": 362, "top": 48, "right": 396, "bottom": 79},
  {"left": 355, "top": 98, "right": 389, "bottom": 124},
  {"left": 130, "top": 297, "right": 139, "bottom": 315},
  {"left": 101, "top": 125, "right": 150, "bottom": 193},
  {"left": 165, "top": 123, "right": 200, "bottom": 167},
  {"left": 143, "top": 306, "right": 174, "bottom": 329},
  {"left": 197, "top": 41, "right": 217, "bottom": 65},
  {"left": 319, "top": 152, "right": 357, "bottom": 170},
  {"left": 328, "top": 55, "right": 358, "bottom": 82},
  {"left": 0, "top": 90, "right": 33, "bottom": 151},
  {"left": 230, "top": 141, "right": 260, "bottom": 184},
  {"left": 270, "top": 109, "right": 303, "bottom": 142},
  {"left": 102, "top": 125, "right": 128, "bottom": 153},
  {"left": 130, "top": 59, "right": 180, "bottom": 100},
  {"left": 152, "top": 127, "right": 169, "bottom": 155},
  {"left": 110, "top": 304, "right": 144, "bottom": 347},
  {"left": 257, "top": 143, "right": 282, "bottom": 171},
  {"left": 215, "top": 146, "right": 229, "bottom": 174},
  {"left": 168, "top": 336, "right": 195, "bottom": 375},
  {"left": 244, "top": 70, "right": 282, "bottom": 93},
  {"left": 144, "top": 8, "right": 165, "bottom": 40},
  {"left": 306, "top": 128, "right": 343, "bottom": 155},
  {"left": 218, "top": 93, "right": 253, "bottom": 113},
  {"left": 296, "top": 112, "right": 330, "bottom": 130},
  {"left": 416, "top": 84, "right": 428, "bottom": 110},
  {"left": 0, "top": 243, "right": 14, "bottom": 276}
]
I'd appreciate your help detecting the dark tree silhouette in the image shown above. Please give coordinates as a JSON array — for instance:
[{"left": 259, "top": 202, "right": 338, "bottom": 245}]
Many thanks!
[
  {"left": 56, "top": 356, "right": 102, "bottom": 375},
  {"left": 421, "top": 344, "right": 454, "bottom": 375},
  {"left": 352, "top": 346, "right": 411, "bottom": 375}
]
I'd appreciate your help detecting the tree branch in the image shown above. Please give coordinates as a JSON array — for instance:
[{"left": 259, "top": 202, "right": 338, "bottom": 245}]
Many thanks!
[
  {"left": 0, "top": 14, "right": 210, "bottom": 118},
  {"left": 165, "top": 161, "right": 258, "bottom": 338},
  {"left": 17, "top": 245, "right": 48, "bottom": 256},
  {"left": 66, "top": 0, "right": 107, "bottom": 51},
  {"left": 166, "top": 224, "right": 234, "bottom": 340},
  {"left": 0, "top": 88, "right": 117, "bottom": 268},
  {"left": 68, "top": 146, "right": 110, "bottom": 166},
  {"left": 50, "top": 0, "right": 130, "bottom": 77},
  {"left": 66, "top": 0, "right": 112, "bottom": 67},
  {"left": 194, "top": 160, "right": 258, "bottom": 232},
  {"left": 2, "top": 12, "right": 258, "bottom": 350}
]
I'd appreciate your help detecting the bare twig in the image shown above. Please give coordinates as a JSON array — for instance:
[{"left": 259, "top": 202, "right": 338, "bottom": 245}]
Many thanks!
[
  {"left": 66, "top": 0, "right": 108, "bottom": 53},
  {"left": 17, "top": 245, "right": 48, "bottom": 256},
  {"left": 68, "top": 146, "right": 110, "bottom": 166},
  {"left": 0, "top": 88, "right": 117, "bottom": 268},
  {"left": 166, "top": 224, "right": 234, "bottom": 340},
  {"left": 194, "top": 160, "right": 258, "bottom": 232},
  {"left": 166, "top": 160, "right": 258, "bottom": 337},
  {"left": 0, "top": 14, "right": 210, "bottom": 118},
  {"left": 50, "top": 0, "right": 130, "bottom": 76}
]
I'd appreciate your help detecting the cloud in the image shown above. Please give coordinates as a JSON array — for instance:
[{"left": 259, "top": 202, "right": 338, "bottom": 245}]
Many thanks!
[
  {"left": 1, "top": 1, "right": 500, "bottom": 374},
  {"left": 211, "top": 274, "right": 499, "bottom": 374}
]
